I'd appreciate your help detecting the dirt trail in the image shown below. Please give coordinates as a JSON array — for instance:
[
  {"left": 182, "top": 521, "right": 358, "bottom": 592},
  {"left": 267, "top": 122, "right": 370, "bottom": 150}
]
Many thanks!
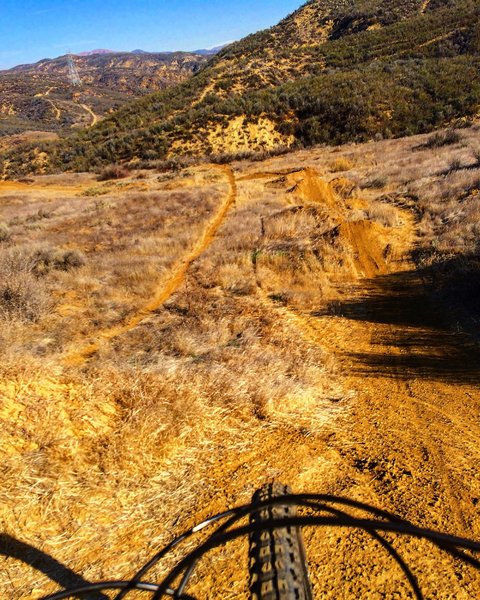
[
  {"left": 421, "top": 0, "right": 432, "bottom": 13},
  {"left": 79, "top": 103, "right": 98, "bottom": 127},
  {"left": 416, "top": 27, "right": 467, "bottom": 50},
  {"left": 45, "top": 99, "right": 61, "bottom": 121},
  {"left": 33, "top": 86, "right": 61, "bottom": 120},
  {"left": 34, "top": 86, "right": 55, "bottom": 98},
  {"left": 6, "top": 165, "right": 477, "bottom": 596},
  {"left": 63, "top": 165, "right": 237, "bottom": 366},
  {"left": 181, "top": 168, "right": 480, "bottom": 598}
]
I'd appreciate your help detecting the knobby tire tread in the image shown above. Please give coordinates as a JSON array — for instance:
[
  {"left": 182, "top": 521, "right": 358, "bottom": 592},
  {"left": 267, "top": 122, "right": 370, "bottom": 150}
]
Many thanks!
[{"left": 249, "top": 483, "right": 313, "bottom": 600}]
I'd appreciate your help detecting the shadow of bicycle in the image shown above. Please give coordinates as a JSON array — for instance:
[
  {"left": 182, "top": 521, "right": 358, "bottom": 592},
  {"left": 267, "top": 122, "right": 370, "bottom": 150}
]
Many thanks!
[
  {"left": 0, "top": 534, "right": 108, "bottom": 599},
  {"left": 317, "top": 253, "right": 480, "bottom": 385}
]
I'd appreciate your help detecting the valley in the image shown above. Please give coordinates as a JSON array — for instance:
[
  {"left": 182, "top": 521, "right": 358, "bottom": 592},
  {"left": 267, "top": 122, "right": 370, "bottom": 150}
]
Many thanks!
[
  {"left": 0, "top": 51, "right": 208, "bottom": 136},
  {"left": 2, "top": 0, "right": 480, "bottom": 177}
]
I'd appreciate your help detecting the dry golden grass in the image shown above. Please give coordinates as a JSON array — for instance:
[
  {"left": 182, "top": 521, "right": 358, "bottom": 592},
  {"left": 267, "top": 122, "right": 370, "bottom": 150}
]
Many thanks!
[
  {"left": 1, "top": 129, "right": 479, "bottom": 597},
  {"left": 366, "top": 202, "right": 403, "bottom": 228},
  {"left": 250, "top": 124, "right": 479, "bottom": 334},
  {"left": 1, "top": 176, "right": 226, "bottom": 358},
  {"left": 0, "top": 163, "right": 349, "bottom": 597},
  {"left": 328, "top": 157, "right": 355, "bottom": 173},
  {"left": 251, "top": 125, "right": 479, "bottom": 260}
]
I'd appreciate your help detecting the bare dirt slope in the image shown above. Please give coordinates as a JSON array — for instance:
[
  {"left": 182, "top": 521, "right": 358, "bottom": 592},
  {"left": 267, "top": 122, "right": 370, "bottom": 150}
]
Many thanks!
[{"left": 0, "top": 136, "right": 479, "bottom": 598}]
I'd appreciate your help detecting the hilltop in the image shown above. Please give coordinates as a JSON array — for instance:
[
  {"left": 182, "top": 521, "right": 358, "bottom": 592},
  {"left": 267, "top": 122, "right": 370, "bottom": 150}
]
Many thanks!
[{"left": 1, "top": 0, "right": 480, "bottom": 176}]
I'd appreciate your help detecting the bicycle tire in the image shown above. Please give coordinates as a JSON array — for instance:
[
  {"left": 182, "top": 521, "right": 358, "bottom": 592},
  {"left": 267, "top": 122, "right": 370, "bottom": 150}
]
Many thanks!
[{"left": 249, "top": 483, "right": 313, "bottom": 600}]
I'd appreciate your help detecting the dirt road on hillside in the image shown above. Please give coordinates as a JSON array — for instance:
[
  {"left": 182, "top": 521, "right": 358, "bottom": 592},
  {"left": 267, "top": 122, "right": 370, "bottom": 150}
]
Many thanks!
[
  {"left": 176, "top": 169, "right": 480, "bottom": 598},
  {"left": 79, "top": 103, "right": 98, "bottom": 127}
]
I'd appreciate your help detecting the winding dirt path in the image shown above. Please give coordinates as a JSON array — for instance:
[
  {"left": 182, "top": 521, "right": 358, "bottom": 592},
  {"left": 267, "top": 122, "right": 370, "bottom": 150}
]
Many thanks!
[
  {"left": 33, "top": 86, "right": 61, "bottom": 120},
  {"left": 421, "top": 0, "right": 432, "bottom": 13},
  {"left": 45, "top": 99, "right": 61, "bottom": 121},
  {"left": 64, "top": 165, "right": 237, "bottom": 366},
  {"left": 34, "top": 86, "right": 55, "bottom": 98},
  {"left": 79, "top": 104, "right": 98, "bottom": 127}
]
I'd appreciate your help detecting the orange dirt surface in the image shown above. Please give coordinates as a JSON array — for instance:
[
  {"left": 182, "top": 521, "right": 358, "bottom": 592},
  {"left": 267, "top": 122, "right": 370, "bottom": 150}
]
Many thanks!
[
  {"left": 0, "top": 158, "right": 479, "bottom": 598},
  {"left": 164, "top": 167, "right": 480, "bottom": 598}
]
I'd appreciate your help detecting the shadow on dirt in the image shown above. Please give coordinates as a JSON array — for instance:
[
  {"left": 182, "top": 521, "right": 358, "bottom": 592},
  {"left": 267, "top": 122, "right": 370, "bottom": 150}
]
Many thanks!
[
  {"left": 317, "top": 254, "right": 480, "bottom": 384},
  {"left": 0, "top": 534, "right": 108, "bottom": 599}
]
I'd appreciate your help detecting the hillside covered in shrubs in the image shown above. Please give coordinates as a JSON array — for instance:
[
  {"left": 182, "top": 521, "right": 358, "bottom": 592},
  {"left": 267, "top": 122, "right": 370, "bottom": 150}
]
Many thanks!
[{"left": 2, "top": 0, "right": 480, "bottom": 176}]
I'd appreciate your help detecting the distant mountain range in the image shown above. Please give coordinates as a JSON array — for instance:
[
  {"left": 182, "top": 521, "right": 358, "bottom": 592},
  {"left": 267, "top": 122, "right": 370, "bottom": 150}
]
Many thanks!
[
  {"left": 76, "top": 49, "right": 115, "bottom": 57},
  {"left": 0, "top": 50, "right": 212, "bottom": 136},
  {"left": 0, "top": 43, "right": 231, "bottom": 136},
  {"left": 75, "top": 45, "right": 230, "bottom": 58},
  {"left": 193, "top": 44, "right": 233, "bottom": 56}
]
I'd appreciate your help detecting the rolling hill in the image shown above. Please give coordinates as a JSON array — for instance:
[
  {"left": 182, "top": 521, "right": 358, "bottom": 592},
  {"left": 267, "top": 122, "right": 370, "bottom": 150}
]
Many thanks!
[
  {"left": 1, "top": 0, "right": 480, "bottom": 177},
  {"left": 0, "top": 51, "right": 208, "bottom": 136}
]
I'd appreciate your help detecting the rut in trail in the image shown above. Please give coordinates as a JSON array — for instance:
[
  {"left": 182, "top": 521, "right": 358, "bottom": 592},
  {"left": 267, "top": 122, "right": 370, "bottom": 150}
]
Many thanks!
[{"left": 64, "top": 165, "right": 237, "bottom": 366}]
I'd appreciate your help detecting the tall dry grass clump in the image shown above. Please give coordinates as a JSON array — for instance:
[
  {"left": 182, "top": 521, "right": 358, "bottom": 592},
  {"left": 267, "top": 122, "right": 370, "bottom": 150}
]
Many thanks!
[
  {"left": 329, "top": 157, "right": 355, "bottom": 173},
  {"left": 0, "top": 247, "right": 51, "bottom": 323},
  {"left": 366, "top": 202, "right": 402, "bottom": 228},
  {"left": 0, "top": 222, "right": 11, "bottom": 242}
]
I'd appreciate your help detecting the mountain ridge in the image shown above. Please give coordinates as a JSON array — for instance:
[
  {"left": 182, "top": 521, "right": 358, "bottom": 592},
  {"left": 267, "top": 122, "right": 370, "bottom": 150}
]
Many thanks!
[
  {"left": 2, "top": 45, "right": 229, "bottom": 75},
  {"left": 0, "top": 51, "right": 210, "bottom": 136},
  {"left": 76, "top": 49, "right": 114, "bottom": 57}
]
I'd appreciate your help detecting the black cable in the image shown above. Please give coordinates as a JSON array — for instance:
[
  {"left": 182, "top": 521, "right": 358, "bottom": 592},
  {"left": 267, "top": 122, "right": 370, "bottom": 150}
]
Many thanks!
[
  {"left": 174, "top": 497, "right": 418, "bottom": 597},
  {"left": 152, "top": 516, "right": 480, "bottom": 599},
  {"left": 176, "top": 498, "right": 476, "bottom": 597},
  {"left": 171, "top": 493, "right": 474, "bottom": 598},
  {"left": 39, "top": 495, "right": 480, "bottom": 600},
  {"left": 140, "top": 494, "right": 407, "bottom": 595},
  {"left": 113, "top": 508, "right": 238, "bottom": 600},
  {"left": 309, "top": 504, "right": 424, "bottom": 600}
]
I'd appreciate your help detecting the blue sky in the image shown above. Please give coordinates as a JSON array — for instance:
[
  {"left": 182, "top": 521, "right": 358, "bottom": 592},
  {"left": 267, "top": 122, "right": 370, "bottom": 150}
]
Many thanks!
[{"left": 0, "top": 0, "right": 302, "bottom": 69}]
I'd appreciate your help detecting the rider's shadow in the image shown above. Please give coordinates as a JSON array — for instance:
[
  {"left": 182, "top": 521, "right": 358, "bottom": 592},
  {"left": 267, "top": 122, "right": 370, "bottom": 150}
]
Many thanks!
[{"left": 0, "top": 534, "right": 108, "bottom": 599}]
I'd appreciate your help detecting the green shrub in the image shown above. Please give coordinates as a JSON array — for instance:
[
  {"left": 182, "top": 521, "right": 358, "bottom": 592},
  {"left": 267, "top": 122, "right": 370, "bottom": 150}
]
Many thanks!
[
  {"left": 422, "top": 130, "right": 462, "bottom": 149},
  {"left": 97, "top": 164, "right": 131, "bottom": 181}
]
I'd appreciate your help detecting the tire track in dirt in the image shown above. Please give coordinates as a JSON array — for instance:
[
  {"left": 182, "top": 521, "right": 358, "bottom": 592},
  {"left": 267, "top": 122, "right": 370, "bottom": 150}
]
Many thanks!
[
  {"left": 407, "top": 377, "right": 472, "bottom": 532},
  {"left": 63, "top": 165, "right": 237, "bottom": 366},
  {"left": 248, "top": 166, "right": 395, "bottom": 399},
  {"left": 252, "top": 165, "right": 479, "bottom": 553},
  {"left": 364, "top": 320, "right": 473, "bottom": 535}
]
